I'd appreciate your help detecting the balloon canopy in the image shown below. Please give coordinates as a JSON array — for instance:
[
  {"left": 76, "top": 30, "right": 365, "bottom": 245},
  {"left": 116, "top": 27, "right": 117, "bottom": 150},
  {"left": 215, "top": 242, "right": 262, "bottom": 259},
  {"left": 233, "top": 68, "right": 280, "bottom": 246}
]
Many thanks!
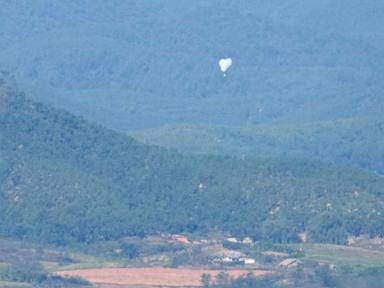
[{"left": 219, "top": 58, "right": 233, "bottom": 73}]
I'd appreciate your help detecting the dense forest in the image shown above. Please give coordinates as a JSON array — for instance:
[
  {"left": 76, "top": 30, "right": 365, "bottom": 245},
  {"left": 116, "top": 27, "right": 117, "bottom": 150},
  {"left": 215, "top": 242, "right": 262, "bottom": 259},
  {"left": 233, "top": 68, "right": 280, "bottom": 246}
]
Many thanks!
[
  {"left": 2, "top": 0, "right": 383, "bottom": 128},
  {"left": 1, "top": 0, "right": 383, "bottom": 176},
  {"left": 1, "top": 2, "right": 384, "bottom": 287},
  {"left": 1, "top": 76, "right": 383, "bottom": 246},
  {"left": 134, "top": 117, "right": 384, "bottom": 174}
]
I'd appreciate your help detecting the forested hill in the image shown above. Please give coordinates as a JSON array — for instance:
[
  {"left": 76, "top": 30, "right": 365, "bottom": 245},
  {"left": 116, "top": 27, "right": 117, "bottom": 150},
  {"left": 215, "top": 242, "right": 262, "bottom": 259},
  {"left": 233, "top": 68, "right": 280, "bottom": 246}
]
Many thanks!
[
  {"left": 1, "top": 0, "right": 383, "bottom": 175},
  {"left": 133, "top": 118, "right": 384, "bottom": 174},
  {"left": 1, "top": 79, "right": 384, "bottom": 246}
]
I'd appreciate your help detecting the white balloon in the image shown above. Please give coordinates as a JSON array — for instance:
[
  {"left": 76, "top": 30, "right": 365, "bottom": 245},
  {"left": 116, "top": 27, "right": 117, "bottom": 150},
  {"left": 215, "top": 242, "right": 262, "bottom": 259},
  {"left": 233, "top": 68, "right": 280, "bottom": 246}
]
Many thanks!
[{"left": 219, "top": 58, "right": 233, "bottom": 73}]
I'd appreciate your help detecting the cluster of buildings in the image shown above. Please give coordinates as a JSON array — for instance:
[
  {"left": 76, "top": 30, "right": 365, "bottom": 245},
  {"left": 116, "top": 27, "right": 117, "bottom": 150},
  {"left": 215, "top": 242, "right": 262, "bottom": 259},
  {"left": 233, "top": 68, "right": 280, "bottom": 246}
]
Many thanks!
[
  {"left": 212, "top": 256, "right": 256, "bottom": 265},
  {"left": 226, "top": 237, "right": 254, "bottom": 245},
  {"left": 162, "top": 234, "right": 303, "bottom": 269}
]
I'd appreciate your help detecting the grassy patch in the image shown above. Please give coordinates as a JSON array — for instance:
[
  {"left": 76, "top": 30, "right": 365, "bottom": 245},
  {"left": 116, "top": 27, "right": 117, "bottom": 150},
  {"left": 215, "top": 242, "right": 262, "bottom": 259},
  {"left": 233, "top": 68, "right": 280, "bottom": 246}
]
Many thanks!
[
  {"left": 0, "top": 280, "right": 32, "bottom": 287},
  {"left": 53, "top": 252, "right": 124, "bottom": 271},
  {"left": 295, "top": 244, "right": 384, "bottom": 267}
]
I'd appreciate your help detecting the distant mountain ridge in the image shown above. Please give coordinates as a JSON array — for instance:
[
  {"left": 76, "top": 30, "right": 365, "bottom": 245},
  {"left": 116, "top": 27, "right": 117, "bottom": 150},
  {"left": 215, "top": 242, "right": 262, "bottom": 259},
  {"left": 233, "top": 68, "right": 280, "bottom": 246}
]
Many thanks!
[
  {"left": 133, "top": 117, "right": 384, "bottom": 174},
  {"left": 0, "top": 0, "right": 383, "bottom": 174},
  {"left": 1, "top": 0, "right": 383, "bottom": 128}
]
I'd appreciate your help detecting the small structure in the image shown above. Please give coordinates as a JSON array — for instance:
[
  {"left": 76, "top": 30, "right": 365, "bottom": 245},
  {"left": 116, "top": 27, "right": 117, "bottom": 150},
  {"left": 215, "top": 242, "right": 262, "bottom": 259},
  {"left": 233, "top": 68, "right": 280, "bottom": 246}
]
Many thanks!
[
  {"left": 222, "top": 257, "right": 236, "bottom": 263},
  {"left": 226, "top": 237, "right": 253, "bottom": 245},
  {"left": 243, "top": 258, "right": 256, "bottom": 265},
  {"left": 171, "top": 234, "right": 190, "bottom": 244},
  {"left": 298, "top": 232, "right": 307, "bottom": 243},
  {"left": 212, "top": 256, "right": 237, "bottom": 264},
  {"left": 212, "top": 256, "right": 256, "bottom": 266},
  {"left": 226, "top": 237, "right": 240, "bottom": 243},
  {"left": 279, "top": 258, "right": 302, "bottom": 269},
  {"left": 242, "top": 237, "right": 253, "bottom": 245},
  {"left": 198, "top": 183, "right": 206, "bottom": 192}
]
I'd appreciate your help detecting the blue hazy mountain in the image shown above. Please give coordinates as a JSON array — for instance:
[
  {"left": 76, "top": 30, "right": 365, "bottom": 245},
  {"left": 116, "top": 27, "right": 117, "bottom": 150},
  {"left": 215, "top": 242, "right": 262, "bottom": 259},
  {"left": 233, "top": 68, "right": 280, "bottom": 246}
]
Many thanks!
[{"left": 1, "top": 0, "right": 383, "bottom": 171}]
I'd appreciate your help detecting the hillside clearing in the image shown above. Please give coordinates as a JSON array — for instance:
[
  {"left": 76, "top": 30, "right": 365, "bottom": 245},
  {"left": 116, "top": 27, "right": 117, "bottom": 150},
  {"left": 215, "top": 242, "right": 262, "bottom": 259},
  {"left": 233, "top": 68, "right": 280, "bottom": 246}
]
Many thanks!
[{"left": 296, "top": 244, "right": 384, "bottom": 267}]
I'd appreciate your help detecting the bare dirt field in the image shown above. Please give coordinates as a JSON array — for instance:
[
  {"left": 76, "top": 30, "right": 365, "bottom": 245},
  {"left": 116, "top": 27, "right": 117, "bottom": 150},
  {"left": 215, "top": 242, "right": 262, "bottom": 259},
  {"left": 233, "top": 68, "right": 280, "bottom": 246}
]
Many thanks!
[{"left": 56, "top": 267, "right": 272, "bottom": 287}]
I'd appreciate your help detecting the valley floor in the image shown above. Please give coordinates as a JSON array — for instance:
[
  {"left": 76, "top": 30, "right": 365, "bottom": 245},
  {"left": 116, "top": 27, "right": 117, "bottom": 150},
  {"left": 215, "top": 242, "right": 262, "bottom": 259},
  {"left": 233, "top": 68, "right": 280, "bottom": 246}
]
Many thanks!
[
  {"left": 55, "top": 267, "right": 272, "bottom": 287},
  {"left": 2, "top": 234, "right": 384, "bottom": 288}
]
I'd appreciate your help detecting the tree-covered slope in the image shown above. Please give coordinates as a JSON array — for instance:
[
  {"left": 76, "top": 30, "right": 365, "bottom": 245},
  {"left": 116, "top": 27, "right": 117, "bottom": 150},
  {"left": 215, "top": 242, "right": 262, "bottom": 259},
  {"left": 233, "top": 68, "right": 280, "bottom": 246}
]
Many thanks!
[
  {"left": 1, "top": 0, "right": 383, "bottom": 175},
  {"left": 1, "top": 78, "right": 384, "bottom": 245},
  {"left": 133, "top": 117, "right": 384, "bottom": 174}
]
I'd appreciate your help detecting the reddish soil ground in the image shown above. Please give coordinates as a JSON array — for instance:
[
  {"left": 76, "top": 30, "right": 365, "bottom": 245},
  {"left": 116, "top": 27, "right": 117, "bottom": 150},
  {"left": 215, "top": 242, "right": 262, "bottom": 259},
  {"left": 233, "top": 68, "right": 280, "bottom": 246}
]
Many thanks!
[{"left": 56, "top": 267, "right": 272, "bottom": 287}]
